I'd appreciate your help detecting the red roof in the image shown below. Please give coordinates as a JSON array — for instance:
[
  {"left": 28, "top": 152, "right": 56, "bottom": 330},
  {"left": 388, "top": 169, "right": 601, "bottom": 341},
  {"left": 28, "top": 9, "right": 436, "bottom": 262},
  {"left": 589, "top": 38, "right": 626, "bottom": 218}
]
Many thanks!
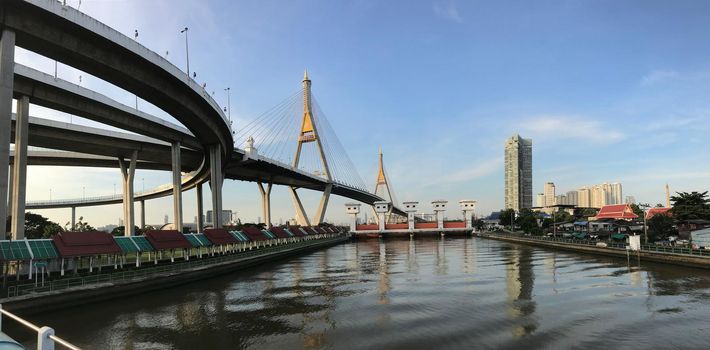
[
  {"left": 144, "top": 230, "right": 192, "bottom": 250},
  {"left": 269, "top": 227, "right": 291, "bottom": 238},
  {"left": 52, "top": 231, "right": 122, "bottom": 257},
  {"left": 242, "top": 227, "right": 269, "bottom": 241},
  {"left": 302, "top": 227, "right": 318, "bottom": 235},
  {"left": 203, "top": 228, "right": 237, "bottom": 245},
  {"left": 313, "top": 227, "right": 327, "bottom": 234},
  {"left": 288, "top": 226, "right": 306, "bottom": 237},
  {"left": 595, "top": 204, "right": 639, "bottom": 220},
  {"left": 647, "top": 207, "right": 672, "bottom": 220}
]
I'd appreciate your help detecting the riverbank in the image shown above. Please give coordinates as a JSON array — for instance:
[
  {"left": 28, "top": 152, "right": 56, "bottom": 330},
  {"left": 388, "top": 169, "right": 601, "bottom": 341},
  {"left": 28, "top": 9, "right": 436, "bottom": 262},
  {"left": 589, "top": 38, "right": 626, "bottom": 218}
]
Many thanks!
[
  {"left": 479, "top": 232, "right": 710, "bottom": 270},
  {"left": 1, "top": 236, "right": 347, "bottom": 315}
]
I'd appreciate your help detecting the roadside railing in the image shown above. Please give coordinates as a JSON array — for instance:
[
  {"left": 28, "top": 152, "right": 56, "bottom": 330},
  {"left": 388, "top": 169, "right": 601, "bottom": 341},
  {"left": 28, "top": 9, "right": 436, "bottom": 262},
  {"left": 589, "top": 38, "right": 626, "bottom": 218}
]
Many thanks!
[
  {"left": 5, "top": 235, "right": 343, "bottom": 298},
  {"left": 0, "top": 304, "right": 80, "bottom": 349},
  {"left": 490, "top": 233, "right": 710, "bottom": 257}
]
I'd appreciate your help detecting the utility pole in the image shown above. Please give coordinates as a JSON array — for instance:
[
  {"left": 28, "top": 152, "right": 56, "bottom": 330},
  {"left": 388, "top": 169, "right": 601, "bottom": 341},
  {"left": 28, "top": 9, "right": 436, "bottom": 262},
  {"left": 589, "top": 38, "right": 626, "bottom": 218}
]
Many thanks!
[{"left": 180, "top": 27, "right": 190, "bottom": 79}]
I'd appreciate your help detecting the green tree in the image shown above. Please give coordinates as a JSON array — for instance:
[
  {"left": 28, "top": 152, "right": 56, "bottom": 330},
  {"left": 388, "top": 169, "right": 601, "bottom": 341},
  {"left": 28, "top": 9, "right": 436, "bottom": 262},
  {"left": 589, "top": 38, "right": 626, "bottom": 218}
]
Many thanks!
[
  {"left": 42, "top": 222, "right": 64, "bottom": 238},
  {"left": 647, "top": 214, "right": 677, "bottom": 242},
  {"left": 67, "top": 216, "right": 96, "bottom": 232},
  {"left": 499, "top": 209, "right": 516, "bottom": 228},
  {"left": 670, "top": 191, "right": 710, "bottom": 221},
  {"left": 629, "top": 204, "right": 644, "bottom": 218},
  {"left": 516, "top": 208, "right": 542, "bottom": 235}
]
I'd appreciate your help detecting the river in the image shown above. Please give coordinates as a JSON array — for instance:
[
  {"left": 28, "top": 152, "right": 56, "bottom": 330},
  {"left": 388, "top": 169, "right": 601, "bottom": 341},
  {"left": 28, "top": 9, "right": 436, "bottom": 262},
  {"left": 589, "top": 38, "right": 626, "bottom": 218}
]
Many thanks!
[{"left": 13, "top": 238, "right": 710, "bottom": 349}]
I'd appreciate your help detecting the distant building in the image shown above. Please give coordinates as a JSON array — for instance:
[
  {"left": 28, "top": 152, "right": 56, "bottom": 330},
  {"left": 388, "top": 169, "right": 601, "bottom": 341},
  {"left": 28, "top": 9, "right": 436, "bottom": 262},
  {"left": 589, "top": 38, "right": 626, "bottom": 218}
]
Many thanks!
[
  {"left": 206, "top": 210, "right": 233, "bottom": 226},
  {"left": 625, "top": 196, "right": 636, "bottom": 204},
  {"left": 535, "top": 193, "right": 545, "bottom": 207},
  {"left": 555, "top": 194, "right": 567, "bottom": 205},
  {"left": 544, "top": 182, "right": 556, "bottom": 207},
  {"left": 566, "top": 190, "right": 579, "bottom": 206},
  {"left": 504, "top": 134, "right": 532, "bottom": 211},
  {"left": 578, "top": 187, "right": 591, "bottom": 207}
]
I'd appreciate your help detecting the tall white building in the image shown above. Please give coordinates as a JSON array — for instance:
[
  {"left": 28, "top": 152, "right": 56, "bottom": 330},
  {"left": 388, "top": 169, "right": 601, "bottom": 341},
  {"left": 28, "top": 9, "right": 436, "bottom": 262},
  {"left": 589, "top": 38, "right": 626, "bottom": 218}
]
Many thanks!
[
  {"left": 566, "top": 190, "right": 579, "bottom": 206},
  {"left": 504, "top": 134, "right": 533, "bottom": 211},
  {"left": 544, "top": 182, "right": 556, "bottom": 207},
  {"left": 578, "top": 187, "right": 591, "bottom": 207},
  {"left": 625, "top": 196, "right": 636, "bottom": 204},
  {"left": 608, "top": 182, "right": 623, "bottom": 205},
  {"left": 536, "top": 193, "right": 545, "bottom": 207}
]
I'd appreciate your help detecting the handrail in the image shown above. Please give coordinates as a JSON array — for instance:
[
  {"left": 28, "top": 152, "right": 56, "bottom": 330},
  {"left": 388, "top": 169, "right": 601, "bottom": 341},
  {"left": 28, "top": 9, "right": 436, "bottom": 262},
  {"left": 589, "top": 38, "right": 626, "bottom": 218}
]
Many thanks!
[{"left": 0, "top": 304, "right": 81, "bottom": 350}]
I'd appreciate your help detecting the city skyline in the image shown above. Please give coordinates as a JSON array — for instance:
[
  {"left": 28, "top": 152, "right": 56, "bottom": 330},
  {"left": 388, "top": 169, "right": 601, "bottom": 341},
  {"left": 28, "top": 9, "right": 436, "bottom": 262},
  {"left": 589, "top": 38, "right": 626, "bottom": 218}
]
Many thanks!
[{"left": 11, "top": 0, "right": 710, "bottom": 226}]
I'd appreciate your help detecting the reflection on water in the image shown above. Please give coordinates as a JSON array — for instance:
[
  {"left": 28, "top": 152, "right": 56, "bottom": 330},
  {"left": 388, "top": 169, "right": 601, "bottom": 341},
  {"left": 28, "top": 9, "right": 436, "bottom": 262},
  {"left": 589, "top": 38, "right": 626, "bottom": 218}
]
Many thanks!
[{"left": 14, "top": 238, "right": 710, "bottom": 349}]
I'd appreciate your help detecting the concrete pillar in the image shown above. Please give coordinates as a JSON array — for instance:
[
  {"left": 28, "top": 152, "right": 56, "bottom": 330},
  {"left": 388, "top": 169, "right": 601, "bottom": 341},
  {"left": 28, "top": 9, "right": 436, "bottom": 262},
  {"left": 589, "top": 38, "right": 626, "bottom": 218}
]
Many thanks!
[
  {"left": 432, "top": 200, "right": 448, "bottom": 230},
  {"left": 374, "top": 201, "right": 389, "bottom": 232},
  {"left": 119, "top": 151, "right": 137, "bottom": 236},
  {"left": 403, "top": 201, "right": 419, "bottom": 231},
  {"left": 140, "top": 200, "right": 145, "bottom": 229},
  {"left": 196, "top": 183, "right": 204, "bottom": 232},
  {"left": 10, "top": 96, "right": 29, "bottom": 240},
  {"left": 345, "top": 203, "right": 361, "bottom": 232},
  {"left": 7, "top": 164, "right": 13, "bottom": 219},
  {"left": 288, "top": 187, "right": 310, "bottom": 226},
  {"left": 209, "top": 145, "right": 223, "bottom": 228},
  {"left": 459, "top": 200, "right": 477, "bottom": 229},
  {"left": 171, "top": 142, "right": 182, "bottom": 232},
  {"left": 71, "top": 207, "right": 76, "bottom": 230},
  {"left": 313, "top": 183, "right": 332, "bottom": 225},
  {"left": 0, "top": 30, "right": 16, "bottom": 240},
  {"left": 257, "top": 182, "right": 272, "bottom": 227}
]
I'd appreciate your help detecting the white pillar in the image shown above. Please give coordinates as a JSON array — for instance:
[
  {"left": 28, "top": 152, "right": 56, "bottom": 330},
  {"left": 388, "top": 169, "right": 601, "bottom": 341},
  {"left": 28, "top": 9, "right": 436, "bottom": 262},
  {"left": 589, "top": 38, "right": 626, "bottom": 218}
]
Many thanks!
[
  {"left": 0, "top": 30, "right": 15, "bottom": 240},
  {"left": 140, "top": 200, "right": 146, "bottom": 229},
  {"left": 313, "top": 183, "right": 332, "bottom": 225},
  {"left": 403, "top": 201, "right": 419, "bottom": 231},
  {"left": 209, "top": 145, "right": 223, "bottom": 228},
  {"left": 119, "top": 151, "right": 138, "bottom": 236},
  {"left": 374, "top": 201, "right": 389, "bottom": 232},
  {"left": 172, "top": 142, "right": 183, "bottom": 232},
  {"left": 258, "top": 182, "right": 272, "bottom": 227},
  {"left": 196, "top": 183, "right": 204, "bottom": 232},
  {"left": 71, "top": 207, "right": 76, "bottom": 230},
  {"left": 11, "top": 96, "right": 29, "bottom": 240},
  {"left": 459, "top": 200, "right": 477, "bottom": 229},
  {"left": 432, "top": 200, "right": 448, "bottom": 230},
  {"left": 289, "top": 187, "right": 310, "bottom": 226},
  {"left": 345, "top": 203, "right": 361, "bottom": 232}
]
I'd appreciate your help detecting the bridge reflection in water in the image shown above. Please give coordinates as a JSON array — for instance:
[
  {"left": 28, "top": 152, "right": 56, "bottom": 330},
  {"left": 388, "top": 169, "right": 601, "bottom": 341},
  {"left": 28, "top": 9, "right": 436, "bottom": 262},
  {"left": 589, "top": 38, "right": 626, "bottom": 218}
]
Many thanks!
[{"left": 11, "top": 238, "right": 710, "bottom": 349}]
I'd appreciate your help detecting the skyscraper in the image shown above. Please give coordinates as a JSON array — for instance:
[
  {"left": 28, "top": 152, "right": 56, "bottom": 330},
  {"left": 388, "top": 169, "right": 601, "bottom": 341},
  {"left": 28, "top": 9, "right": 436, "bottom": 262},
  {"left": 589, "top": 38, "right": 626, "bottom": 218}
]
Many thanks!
[
  {"left": 544, "top": 182, "right": 556, "bottom": 207},
  {"left": 505, "top": 134, "right": 532, "bottom": 211}
]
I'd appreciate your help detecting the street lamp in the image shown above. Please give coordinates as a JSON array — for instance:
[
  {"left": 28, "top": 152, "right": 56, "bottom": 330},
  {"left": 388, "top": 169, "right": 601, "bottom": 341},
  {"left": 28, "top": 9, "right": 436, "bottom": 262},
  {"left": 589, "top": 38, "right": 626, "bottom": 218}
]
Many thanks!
[
  {"left": 224, "top": 87, "right": 231, "bottom": 122},
  {"left": 180, "top": 27, "right": 190, "bottom": 79}
]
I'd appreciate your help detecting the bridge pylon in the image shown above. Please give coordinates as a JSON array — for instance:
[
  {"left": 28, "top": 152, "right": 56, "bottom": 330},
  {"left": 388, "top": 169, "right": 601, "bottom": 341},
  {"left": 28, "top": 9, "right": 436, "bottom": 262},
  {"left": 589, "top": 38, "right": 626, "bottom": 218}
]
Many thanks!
[
  {"left": 289, "top": 70, "right": 332, "bottom": 226},
  {"left": 372, "top": 148, "right": 398, "bottom": 223}
]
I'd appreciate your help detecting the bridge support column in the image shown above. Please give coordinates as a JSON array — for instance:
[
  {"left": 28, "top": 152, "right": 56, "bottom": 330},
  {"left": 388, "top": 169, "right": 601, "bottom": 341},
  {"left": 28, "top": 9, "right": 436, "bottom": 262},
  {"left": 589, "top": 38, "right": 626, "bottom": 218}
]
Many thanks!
[
  {"left": 209, "top": 145, "right": 223, "bottom": 228},
  {"left": 288, "top": 187, "right": 310, "bottom": 226},
  {"left": 313, "top": 184, "right": 332, "bottom": 225},
  {"left": 374, "top": 201, "right": 389, "bottom": 232},
  {"left": 345, "top": 203, "right": 361, "bottom": 232},
  {"left": 10, "top": 96, "right": 29, "bottom": 240},
  {"left": 71, "top": 207, "right": 76, "bottom": 230},
  {"left": 196, "top": 183, "right": 204, "bottom": 232},
  {"left": 172, "top": 142, "right": 183, "bottom": 232},
  {"left": 0, "top": 29, "right": 16, "bottom": 240},
  {"left": 140, "top": 200, "right": 146, "bottom": 229},
  {"left": 119, "top": 151, "right": 138, "bottom": 236},
  {"left": 257, "top": 182, "right": 272, "bottom": 227},
  {"left": 7, "top": 164, "right": 13, "bottom": 221}
]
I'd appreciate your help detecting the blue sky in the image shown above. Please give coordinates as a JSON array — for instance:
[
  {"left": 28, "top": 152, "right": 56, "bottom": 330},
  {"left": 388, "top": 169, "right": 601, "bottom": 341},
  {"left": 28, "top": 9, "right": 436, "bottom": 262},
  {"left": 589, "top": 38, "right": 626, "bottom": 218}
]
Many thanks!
[{"left": 16, "top": 0, "right": 710, "bottom": 226}]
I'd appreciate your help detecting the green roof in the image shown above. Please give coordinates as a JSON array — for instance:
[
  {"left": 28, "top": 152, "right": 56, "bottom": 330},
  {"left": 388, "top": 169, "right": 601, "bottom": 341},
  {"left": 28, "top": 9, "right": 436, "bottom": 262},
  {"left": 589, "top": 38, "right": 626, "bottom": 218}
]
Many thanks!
[
  {"left": 194, "top": 234, "right": 212, "bottom": 246},
  {"left": 229, "top": 231, "right": 249, "bottom": 242},
  {"left": 131, "top": 236, "right": 154, "bottom": 252},
  {"left": 27, "top": 239, "right": 59, "bottom": 259},
  {"left": 115, "top": 237, "right": 140, "bottom": 253},
  {"left": 184, "top": 234, "right": 201, "bottom": 247},
  {"left": 283, "top": 229, "right": 295, "bottom": 237},
  {"left": 0, "top": 240, "right": 32, "bottom": 261},
  {"left": 262, "top": 230, "right": 276, "bottom": 239}
]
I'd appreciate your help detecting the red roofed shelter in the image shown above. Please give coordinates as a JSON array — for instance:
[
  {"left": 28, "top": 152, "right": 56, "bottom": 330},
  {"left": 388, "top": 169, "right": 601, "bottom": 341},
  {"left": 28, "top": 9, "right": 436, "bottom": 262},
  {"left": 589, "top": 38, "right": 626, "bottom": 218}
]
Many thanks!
[
  {"left": 53, "top": 231, "right": 122, "bottom": 257},
  {"left": 646, "top": 207, "right": 672, "bottom": 220},
  {"left": 594, "top": 204, "right": 639, "bottom": 220},
  {"left": 203, "top": 228, "right": 238, "bottom": 245}
]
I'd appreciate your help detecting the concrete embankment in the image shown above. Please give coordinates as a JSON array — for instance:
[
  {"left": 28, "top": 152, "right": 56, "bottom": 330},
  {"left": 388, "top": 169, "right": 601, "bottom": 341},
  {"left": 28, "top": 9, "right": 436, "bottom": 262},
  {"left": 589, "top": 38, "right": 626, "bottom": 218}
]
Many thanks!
[
  {"left": 479, "top": 233, "right": 710, "bottom": 270},
  {"left": 2, "top": 237, "right": 347, "bottom": 315}
]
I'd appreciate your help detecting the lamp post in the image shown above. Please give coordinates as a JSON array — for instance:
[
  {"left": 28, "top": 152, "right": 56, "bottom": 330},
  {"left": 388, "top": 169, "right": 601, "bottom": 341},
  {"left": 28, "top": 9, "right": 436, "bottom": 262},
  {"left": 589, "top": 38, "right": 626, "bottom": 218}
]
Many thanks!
[
  {"left": 180, "top": 27, "right": 190, "bottom": 79},
  {"left": 639, "top": 203, "right": 650, "bottom": 243},
  {"left": 224, "top": 87, "right": 231, "bottom": 122}
]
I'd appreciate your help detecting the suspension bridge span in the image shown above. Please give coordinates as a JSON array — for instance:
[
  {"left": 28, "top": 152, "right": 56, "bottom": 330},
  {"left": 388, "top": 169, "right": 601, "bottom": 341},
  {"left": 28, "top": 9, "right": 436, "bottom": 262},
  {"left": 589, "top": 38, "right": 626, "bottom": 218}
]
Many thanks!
[{"left": 0, "top": 0, "right": 404, "bottom": 240}]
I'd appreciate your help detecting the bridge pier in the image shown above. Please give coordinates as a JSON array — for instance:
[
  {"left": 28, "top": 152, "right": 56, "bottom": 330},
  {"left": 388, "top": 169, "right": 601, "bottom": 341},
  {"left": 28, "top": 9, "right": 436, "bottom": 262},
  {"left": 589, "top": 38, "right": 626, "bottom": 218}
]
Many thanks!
[
  {"left": 118, "top": 151, "right": 137, "bottom": 236},
  {"left": 313, "top": 184, "right": 332, "bottom": 225},
  {"left": 288, "top": 187, "right": 310, "bottom": 226},
  {"left": 7, "top": 164, "right": 13, "bottom": 223},
  {"left": 71, "top": 206, "right": 76, "bottom": 230},
  {"left": 171, "top": 142, "right": 182, "bottom": 232},
  {"left": 0, "top": 29, "right": 16, "bottom": 240},
  {"left": 196, "top": 183, "right": 204, "bottom": 232},
  {"left": 209, "top": 145, "right": 223, "bottom": 228},
  {"left": 10, "top": 95, "right": 29, "bottom": 239},
  {"left": 257, "top": 182, "right": 272, "bottom": 227},
  {"left": 140, "top": 200, "right": 145, "bottom": 229}
]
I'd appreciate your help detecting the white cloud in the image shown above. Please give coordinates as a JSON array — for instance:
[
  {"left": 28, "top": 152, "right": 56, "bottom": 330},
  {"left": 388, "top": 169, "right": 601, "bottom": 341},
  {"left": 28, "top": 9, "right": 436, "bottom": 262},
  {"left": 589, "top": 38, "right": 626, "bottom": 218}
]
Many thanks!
[
  {"left": 640, "top": 70, "right": 680, "bottom": 86},
  {"left": 433, "top": 0, "right": 462, "bottom": 23},
  {"left": 520, "top": 115, "right": 625, "bottom": 144}
]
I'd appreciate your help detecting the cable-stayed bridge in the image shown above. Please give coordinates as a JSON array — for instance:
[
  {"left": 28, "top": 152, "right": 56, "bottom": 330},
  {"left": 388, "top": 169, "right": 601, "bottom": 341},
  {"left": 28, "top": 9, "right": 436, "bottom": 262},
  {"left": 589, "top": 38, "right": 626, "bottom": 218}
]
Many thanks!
[{"left": 0, "top": 0, "right": 404, "bottom": 239}]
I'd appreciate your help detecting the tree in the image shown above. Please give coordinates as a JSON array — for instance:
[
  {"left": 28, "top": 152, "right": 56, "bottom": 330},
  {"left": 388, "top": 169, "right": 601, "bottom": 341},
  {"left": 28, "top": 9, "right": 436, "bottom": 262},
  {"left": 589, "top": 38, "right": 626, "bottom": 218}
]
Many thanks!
[
  {"left": 647, "top": 214, "right": 677, "bottom": 242},
  {"left": 473, "top": 219, "right": 485, "bottom": 231},
  {"left": 499, "top": 209, "right": 516, "bottom": 228},
  {"left": 110, "top": 226, "right": 140, "bottom": 236},
  {"left": 67, "top": 216, "right": 96, "bottom": 232},
  {"left": 42, "top": 222, "right": 64, "bottom": 238},
  {"left": 6, "top": 212, "right": 63, "bottom": 239},
  {"left": 516, "top": 208, "right": 542, "bottom": 235},
  {"left": 670, "top": 191, "right": 710, "bottom": 221},
  {"left": 630, "top": 203, "right": 644, "bottom": 218}
]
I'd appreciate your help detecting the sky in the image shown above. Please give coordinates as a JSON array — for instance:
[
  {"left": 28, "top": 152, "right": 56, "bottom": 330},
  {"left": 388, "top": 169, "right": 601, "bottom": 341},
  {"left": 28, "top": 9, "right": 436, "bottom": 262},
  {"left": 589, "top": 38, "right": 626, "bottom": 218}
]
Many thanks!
[{"left": 13, "top": 0, "right": 710, "bottom": 227}]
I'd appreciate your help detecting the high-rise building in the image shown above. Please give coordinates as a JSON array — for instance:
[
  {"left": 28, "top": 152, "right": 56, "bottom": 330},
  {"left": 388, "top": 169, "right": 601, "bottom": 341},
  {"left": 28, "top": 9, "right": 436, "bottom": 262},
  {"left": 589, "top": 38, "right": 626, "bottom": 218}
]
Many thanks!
[
  {"left": 555, "top": 194, "right": 567, "bottom": 205},
  {"left": 544, "top": 182, "right": 556, "bottom": 207},
  {"left": 591, "top": 185, "right": 606, "bottom": 208},
  {"left": 504, "top": 134, "right": 533, "bottom": 211},
  {"left": 607, "top": 182, "right": 623, "bottom": 205},
  {"left": 578, "top": 187, "right": 591, "bottom": 207},
  {"left": 625, "top": 196, "right": 636, "bottom": 204},
  {"left": 566, "top": 190, "right": 579, "bottom": 206},
  {"left": 536, "top": 193, "right": 545, "bottom": 207}
]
